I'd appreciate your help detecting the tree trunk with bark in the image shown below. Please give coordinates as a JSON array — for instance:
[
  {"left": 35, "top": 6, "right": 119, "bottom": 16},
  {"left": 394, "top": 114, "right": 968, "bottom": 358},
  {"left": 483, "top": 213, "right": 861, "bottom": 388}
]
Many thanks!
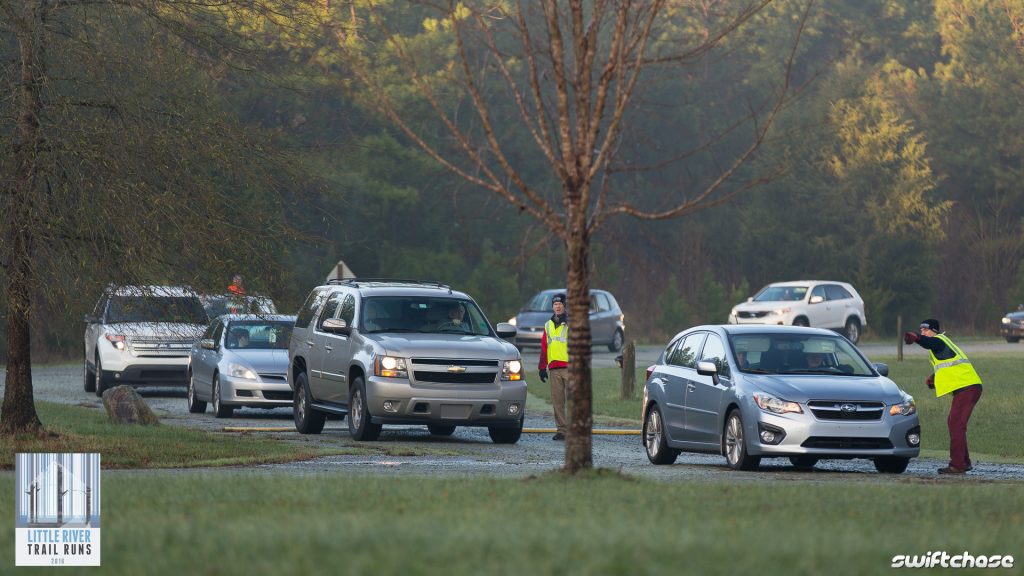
[{"left": 563, "top": 190, "right": 593, "bottom": 472}]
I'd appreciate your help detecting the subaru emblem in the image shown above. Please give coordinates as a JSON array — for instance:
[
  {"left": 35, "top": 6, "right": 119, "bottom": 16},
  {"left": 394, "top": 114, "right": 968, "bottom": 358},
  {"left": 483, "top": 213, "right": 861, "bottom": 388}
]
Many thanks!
[{"left": 840, "top": 403, "right": 857, "bottom": 412}]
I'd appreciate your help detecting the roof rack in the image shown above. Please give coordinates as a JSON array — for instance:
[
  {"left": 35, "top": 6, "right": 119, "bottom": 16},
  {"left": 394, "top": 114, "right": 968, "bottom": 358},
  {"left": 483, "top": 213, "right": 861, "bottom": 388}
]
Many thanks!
[{"left": 327, "top": 278, "right": 453, "bottom": 292}]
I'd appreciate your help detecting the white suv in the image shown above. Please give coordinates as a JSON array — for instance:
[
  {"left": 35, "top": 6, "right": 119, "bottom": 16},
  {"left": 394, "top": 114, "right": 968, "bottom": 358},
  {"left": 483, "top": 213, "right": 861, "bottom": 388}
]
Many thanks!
[
  {"left": 727, "top": 280, "right": 867, "bottom": 343},
  {"left": 84, "top": 286, "right": 209, "bottom": 396}
]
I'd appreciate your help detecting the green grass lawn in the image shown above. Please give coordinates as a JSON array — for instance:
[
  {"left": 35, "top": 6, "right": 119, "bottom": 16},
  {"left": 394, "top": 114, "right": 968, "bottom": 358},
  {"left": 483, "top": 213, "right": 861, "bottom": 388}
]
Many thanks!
[
  {"left": 527, "top": 352, "right": 1024, "bottom": 462},
  {"left": 0, "top": 472, "right": 1020, "bottom": 575}
]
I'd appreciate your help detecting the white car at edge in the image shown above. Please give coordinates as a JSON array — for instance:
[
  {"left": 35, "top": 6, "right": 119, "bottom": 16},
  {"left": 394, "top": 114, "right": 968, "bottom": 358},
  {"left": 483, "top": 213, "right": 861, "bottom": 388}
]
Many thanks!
[{"left": 728, "top": 280, "right": 867, "bottom": 344}]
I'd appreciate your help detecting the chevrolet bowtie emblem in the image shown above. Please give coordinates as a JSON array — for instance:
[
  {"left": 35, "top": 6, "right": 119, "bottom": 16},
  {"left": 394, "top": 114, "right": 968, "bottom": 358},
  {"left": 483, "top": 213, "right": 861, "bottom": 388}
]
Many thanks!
[{"left": 447, "top": 366, "right": 467, "bottom": 373}]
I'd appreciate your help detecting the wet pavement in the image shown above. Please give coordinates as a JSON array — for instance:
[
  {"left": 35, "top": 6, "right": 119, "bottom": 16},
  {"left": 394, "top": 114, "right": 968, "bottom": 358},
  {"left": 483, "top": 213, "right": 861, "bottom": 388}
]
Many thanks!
[{"left": 4, "top": 357, "right": 1024, "bottom": 483}]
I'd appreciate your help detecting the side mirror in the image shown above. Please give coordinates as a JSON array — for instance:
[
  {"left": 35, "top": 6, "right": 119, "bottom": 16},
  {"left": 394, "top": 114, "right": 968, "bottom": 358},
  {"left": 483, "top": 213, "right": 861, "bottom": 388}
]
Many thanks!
[
  {"left": 200, "top": 339, "right": 218, "bottom": 351},
  {"left": 746, "top": 297, "right": 753, "bottom": 303},
  {"left": 83, "top": 314, "right": 98, "bottom": 323},
  {"left": 809, "top": 295, "right": 824, "bottom": 304},
  {"left": 322, "top": 318, "right": 351, "bottom": 335},
  {"left": 874, "top": 362, "right": 889, "bottom": 377},
  {"left": 696, "top": 360, "right": 718, "bottom": 377},
  {"left": 495, "top": 322, "right": 517, "bottom": 339}
]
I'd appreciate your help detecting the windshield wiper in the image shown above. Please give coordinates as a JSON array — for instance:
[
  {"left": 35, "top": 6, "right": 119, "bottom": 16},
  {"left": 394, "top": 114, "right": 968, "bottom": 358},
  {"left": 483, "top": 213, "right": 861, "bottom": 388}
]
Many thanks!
[{"left": 741, "top": 368, "right": 773, "bottom": 374}]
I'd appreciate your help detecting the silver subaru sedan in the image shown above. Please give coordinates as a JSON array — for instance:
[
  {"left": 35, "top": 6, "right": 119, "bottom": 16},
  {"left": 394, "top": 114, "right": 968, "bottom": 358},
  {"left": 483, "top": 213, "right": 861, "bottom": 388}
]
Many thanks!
[
  {"left": 188, "top": 314, "right": 296, "bottom": 418},
  {"left": 641, "top": 325, "right": 920, "bottom": 473}
]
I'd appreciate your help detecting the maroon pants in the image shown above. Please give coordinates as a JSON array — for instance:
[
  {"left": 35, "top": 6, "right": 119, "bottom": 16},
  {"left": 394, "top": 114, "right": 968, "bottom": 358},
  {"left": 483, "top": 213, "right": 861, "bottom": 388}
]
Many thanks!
[{"left": 948, "top": 384, "right": 982, "bottom": 470}]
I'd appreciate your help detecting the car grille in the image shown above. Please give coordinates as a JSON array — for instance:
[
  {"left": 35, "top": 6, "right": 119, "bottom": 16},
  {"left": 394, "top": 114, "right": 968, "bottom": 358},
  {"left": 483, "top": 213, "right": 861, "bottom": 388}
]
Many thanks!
[
  {"left": 262, "top": 390, "right": 293, "bottom": 401},
  {"left": 411, "top": 358, "right": 499, "bottom": 384},
  {"left": 801, "top": 437, "right": 894, "bottom": 450},
  {"left": 130, "top": 338, "right": 193, "bottom": 358},
  {"left": 808, "top": 400, "right": 884, "bottom": 421},
  {"left": 737, "top": 311, "right": 770, "bottom": 319}
]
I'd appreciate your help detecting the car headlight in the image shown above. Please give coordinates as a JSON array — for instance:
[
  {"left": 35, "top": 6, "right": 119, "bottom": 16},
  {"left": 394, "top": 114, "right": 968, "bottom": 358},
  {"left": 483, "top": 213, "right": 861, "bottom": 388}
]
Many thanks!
[
  {"left": 508, "top": 317, "right": 517, "bottom": 326},
  {"left": 754, "top": 393, "right": 803, "bottom": 414},
  {"left": 770, "top": 307, "right": 791, "bottom": 316},
  {"left": 890, "top": 399, "right": 917, "bottom": 416},
  {"left": 227, "top": 363, "right": 258, "bottom": 380},
  {"left": 502, "top": 360, "right": 523, "bottom": 381},
  {"left": 104, "top": 334, "right": 127, "bottom": 351},
  {"left": 374, "top": 355, "right": 408, "bottom": 378},
  {"left": 1002, "top": 317, "right": 1011, "bottom": 325}
]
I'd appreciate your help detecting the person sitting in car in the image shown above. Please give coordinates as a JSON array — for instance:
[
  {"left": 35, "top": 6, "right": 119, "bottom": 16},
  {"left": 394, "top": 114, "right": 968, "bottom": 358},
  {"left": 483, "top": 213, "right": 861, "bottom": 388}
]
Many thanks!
[
  {"left": 437, "top": 303, "right": 470, "bottom": 332},
  {"left": 227, "top": 328, "right": 250, "bottom": 349}
]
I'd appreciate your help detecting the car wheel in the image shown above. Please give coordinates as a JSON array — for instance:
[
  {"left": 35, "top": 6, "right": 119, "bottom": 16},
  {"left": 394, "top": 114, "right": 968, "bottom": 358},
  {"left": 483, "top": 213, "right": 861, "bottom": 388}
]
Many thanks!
[
  {"left": 792, "top": 317, "right": 809, "bottom": 327},
  {"left": 94, "top": 355, "right": 109, "bottom": 397},
  {"left": 874, "top": 456, "right": 910, "bottom": 474},
  {"left": 187, "top": 370, "right": 207, "bottom": 414},
  {"left": 844, "top": 317, "right": 861, "bottom": 344},
  {"left": 644, "top": 404, "right": 679, "bottom": 465},
  {"left": 427, "top": 424, "right": 457, "bottom": 436},
  {"left": 789, "top": 456, "right": 819, "bottom": 470},
  {"left": 723, "top": 410, "right": 760, "bottom": 471},
  {"left": 293, "top": 371, "right": 326, "bottom": 434},
  {"left": 212, "top": 374, "right": 234, "bottom": 419},
  {"left": 488, "top": 416, "right": 523, "bottom": 444},
  {"left": 607, "top": 329, "right": 624, "bottom": 353},
  {"left": 1006, "top": 337, "right": 1021, "bottom": 343},
  {"left": 84, "top": 360, "right": 96, "bottom": 393},
  {"left": 348, "top": 376, "right": 382, "bottom": 441}
]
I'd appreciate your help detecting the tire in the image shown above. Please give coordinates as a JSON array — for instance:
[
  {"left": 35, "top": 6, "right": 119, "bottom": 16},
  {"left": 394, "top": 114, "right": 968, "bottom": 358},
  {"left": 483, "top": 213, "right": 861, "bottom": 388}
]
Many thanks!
[
  {"left": 348, "top": 377, "right": 382, "bottom": 441},
  {"left": 874, "top": 456, "right": 910, "bottom": 474},
  {"left": 187, "top": 370, "right": 207, "bottom": 414},
  {"left": 212, "top": 374, "right": 234, "bottom": 419},
  {"left": 644, "top": 404, "right": 679, "bottom": 465},
  {"left": 723, "top": 410, "right": 760, "bottom": 471},
  {"left": 607, "top": 329, "right": 624, "bottom": 353},
  {"left": 1006, "top": 337, "right": 1021, "bottom": 343},
  {"left": 427, "top": 424, "right": 457, "bottom": 436},
  {"left": 789, "top": 456, "right": 819, "bottom": 470},
  {"left": 792, "top": 317, "right": 810, "bottom": 327},
  {"left": 844, "top": 317, "right": 861, "bottom": 344},
  {"left": 84, "top": 361, "right": 96, "bottom": 393},
  {"left": 94, "top": 355, "right": 110, "bottom": 397},
  {"left": 293, "top": 372, "right": 326, "bottom": 434},
  {"left": 488, "top": 417, "right": 523, "bottom": 444}
]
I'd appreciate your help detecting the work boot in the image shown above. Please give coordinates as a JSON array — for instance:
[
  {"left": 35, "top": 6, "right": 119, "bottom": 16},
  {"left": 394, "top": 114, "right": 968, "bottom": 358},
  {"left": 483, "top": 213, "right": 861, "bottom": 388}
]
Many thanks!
[
  {"left": 937, "top": 465, "right": 967, "bottom": 475},
  {"left": 552, "top": 432, "right": 565, "bottom": 441}
]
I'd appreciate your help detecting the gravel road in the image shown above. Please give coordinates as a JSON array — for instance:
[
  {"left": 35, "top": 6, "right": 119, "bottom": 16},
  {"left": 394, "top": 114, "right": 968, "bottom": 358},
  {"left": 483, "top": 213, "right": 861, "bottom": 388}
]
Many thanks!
[{"left": 4, "top": 340, "right": 1023, "bottom": 482}]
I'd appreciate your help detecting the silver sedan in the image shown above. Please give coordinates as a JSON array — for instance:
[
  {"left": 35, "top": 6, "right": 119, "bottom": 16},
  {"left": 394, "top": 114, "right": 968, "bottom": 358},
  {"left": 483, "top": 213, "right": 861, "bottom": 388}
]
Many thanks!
[
  {"left": 642, "top": 325, "right": 921, "bottom": 473},
  {"left": 187, "top": 314, "right": 296, "bottom": 418}
]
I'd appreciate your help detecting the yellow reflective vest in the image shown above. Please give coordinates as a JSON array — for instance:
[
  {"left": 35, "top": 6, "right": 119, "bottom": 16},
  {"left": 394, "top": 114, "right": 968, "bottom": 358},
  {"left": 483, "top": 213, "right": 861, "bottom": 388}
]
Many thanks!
[
  {"left": 928, "top": 334, "right": 981, "bottom": 397},
  {"left": 543, "top": 320, "right": 569, "bottom": 366}
]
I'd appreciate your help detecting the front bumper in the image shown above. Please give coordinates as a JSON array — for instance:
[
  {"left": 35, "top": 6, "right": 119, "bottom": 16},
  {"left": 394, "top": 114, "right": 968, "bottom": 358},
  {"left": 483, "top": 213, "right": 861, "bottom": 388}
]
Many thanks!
[
  {"left": 1000, "top": 325, "right": 1024, "bottom": 338},
  {"left": 100, "top": 363, "right": 189, "bottom": 386},
  {"left": 746, "top": 409, "right": 921, "bottom": 459},
  {"left": 365, "top": 376, "right": 527, "bottom": 427},
  {"left": 219, "top": 375, "right": 293, "bottom": 407},
  {"left": 728, "top": 314, "right": 791, "bottom": 326}
]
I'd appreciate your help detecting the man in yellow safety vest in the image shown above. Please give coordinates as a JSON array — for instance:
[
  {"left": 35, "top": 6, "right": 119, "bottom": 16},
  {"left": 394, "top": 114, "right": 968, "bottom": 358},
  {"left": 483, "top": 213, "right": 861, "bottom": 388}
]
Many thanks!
[
  {"left": 538, "top": 293, "right": 569, "bottom": 441},
  {"left": 904, "top": 318, "right": 983, "bottom": 474}
]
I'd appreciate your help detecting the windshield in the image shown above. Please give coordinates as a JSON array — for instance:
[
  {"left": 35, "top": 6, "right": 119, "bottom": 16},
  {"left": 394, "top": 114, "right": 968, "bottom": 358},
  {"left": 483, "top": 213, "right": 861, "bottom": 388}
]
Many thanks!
[
  {"left": 753, "top": 286, "right": 808, "bottom": 302},
  {"left": 205, "top": 295, "right": 277, "bottom": 317},
  {"left": 361, "top": 297, "right": 493, "bottom": 336},
  {"left": 729, "top": 333, "right": 875, "bottom": 376},
  {"left": 524, "top": 292, "right": 555, "bottom": 312},
  {"left": 107, "top": 296, "right": 208, "bottom": 324},
  {"left": 225, "top": 320, "right": 293, "bottom": 350}
]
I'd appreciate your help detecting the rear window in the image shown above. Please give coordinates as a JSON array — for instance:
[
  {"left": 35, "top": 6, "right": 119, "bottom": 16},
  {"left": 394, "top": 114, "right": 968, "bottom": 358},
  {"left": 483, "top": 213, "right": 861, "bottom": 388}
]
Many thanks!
[
  {"left": 295, "top": 288, "right": 329, "bottom": 329},
  {"left": 107, "top": 296, "right": 207, "bottom": 324}
]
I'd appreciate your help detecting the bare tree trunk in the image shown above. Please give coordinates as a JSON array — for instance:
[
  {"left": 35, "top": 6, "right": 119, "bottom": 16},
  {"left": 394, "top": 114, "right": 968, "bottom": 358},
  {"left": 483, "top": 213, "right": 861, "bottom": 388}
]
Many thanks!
[
  {"left": 1, "top": 2, "right": 45, "bottom": 435},
  {"left": 563, "top": 192, "right": 592, "bottom": 473}
]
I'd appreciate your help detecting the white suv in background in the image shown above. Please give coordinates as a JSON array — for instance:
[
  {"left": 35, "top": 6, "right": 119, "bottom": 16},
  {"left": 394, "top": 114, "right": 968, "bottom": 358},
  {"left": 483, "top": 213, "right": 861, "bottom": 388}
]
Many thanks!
[
  {"left": 728, "top": 280, "right": 867, "bottom": 343},
  {"left": 84, "top": 285, "right": 209, "bottom": 396}
]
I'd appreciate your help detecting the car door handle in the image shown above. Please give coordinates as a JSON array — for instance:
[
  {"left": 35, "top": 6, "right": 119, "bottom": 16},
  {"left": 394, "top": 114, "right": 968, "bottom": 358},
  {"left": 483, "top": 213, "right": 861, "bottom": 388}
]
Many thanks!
[
  {"left": 306, "top": 340, "right": 314, "bottom": 347},
  {"left": 687, "top": 383, "right": 696, "bottom": 391},
  {"left": 324, "top": 345, "right": 332, "bottom": 352}
]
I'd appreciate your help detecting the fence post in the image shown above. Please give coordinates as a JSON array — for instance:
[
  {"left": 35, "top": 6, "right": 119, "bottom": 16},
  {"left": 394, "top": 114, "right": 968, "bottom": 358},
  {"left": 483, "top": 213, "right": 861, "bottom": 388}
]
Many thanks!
[
  {"left": 620, "top": 340, "right": 636, "bottom": 400},
  {"left": 897, "top": 315, "right": 903, "bottom": 362}
]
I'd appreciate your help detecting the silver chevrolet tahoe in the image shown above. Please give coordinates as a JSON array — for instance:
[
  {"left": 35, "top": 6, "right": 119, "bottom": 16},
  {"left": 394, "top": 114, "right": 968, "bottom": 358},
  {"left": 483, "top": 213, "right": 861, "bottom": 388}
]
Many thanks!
[{"left": 288, "top": 279, "right": 526, "bottom": 443}]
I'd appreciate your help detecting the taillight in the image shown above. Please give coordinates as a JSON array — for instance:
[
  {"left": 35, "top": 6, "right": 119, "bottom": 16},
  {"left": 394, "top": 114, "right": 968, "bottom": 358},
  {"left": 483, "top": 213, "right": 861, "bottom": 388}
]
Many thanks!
[{"left": 646, "top": 365, "right": 656, "bottom": 381}]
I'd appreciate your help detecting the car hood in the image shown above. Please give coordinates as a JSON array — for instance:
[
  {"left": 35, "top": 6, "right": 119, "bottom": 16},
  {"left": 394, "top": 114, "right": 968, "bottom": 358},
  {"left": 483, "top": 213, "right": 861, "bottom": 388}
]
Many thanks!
[
  {"left": 733, "top": 301, "right": 799, "bottom": 312},
  {"left": 741, "top": 373, "right": 907, "bottom": 403},
  {"left": 222, "top": 349, "right": 289, "bottom": 373},
  {"left": 1005, "top": 311, "right": 1024, "bottom": 321},
  {"left": 369, "top": 333, "right": 518, "bottom": 359},
  {"left": 516, "top": 311, "right": 554, "bottom": 329},
  {"left": 111, "top": 323, "right": 206, "bottom": 340}
]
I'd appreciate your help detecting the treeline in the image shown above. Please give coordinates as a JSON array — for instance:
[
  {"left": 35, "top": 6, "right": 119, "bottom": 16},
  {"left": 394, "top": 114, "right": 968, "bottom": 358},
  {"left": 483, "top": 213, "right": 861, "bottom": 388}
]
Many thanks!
[{"left": 4, "top": 0, "right": 1023, "bottom": 360}]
